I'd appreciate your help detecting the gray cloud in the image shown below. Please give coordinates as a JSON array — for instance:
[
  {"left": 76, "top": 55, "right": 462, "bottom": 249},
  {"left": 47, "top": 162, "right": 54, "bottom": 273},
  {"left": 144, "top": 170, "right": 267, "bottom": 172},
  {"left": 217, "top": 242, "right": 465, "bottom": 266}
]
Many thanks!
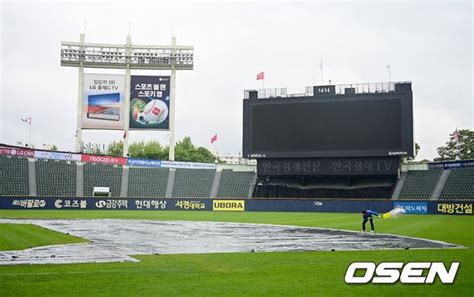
[{"left": 1, "top": 2, "right": 472, "bottom": 160}]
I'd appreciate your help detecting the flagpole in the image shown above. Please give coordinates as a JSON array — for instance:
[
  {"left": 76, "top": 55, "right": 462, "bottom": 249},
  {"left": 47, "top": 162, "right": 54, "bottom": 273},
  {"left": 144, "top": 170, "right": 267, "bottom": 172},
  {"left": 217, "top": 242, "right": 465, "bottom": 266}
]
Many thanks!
[
  {"left": 28, "top": 120, "right": 31, "bottom": 147},
  {"left": 320, "top": 58, "right": 323, "bottom": 85}
]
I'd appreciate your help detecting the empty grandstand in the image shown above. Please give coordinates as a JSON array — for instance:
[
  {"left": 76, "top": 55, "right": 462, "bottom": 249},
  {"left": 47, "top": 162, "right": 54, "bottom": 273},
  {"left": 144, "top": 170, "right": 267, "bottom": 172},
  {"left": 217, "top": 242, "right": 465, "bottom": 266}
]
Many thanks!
[
  {"left": 398, "top": 169, "right": 443, "bottom": 200},
  {"left": 83, "top": 163, "right": 122, "bottom": 197},
  {"left": 440, "top": 168, "right": 474, "bottom": 200},
  {"left": 128, "top": 167, "right": 169, "bottom": 198},
  {"left": 216, "top": 169, "right": 255, "bottom": 198},
  {"left": 1, "top": 148, "right": 473, "bottom": 200},
  {"left": 0, "top": 155, "right": 29, "bottom": 196},
  {"left": 36, "top": 159, "right": 76, "bottom": 196},
  {"left": 172, "top": 168, "right": 215, "bottom": 198}
]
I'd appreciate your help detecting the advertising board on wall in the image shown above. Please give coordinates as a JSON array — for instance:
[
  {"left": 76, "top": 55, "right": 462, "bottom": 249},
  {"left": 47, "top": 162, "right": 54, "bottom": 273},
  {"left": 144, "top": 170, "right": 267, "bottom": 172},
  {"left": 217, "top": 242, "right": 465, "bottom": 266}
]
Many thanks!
[
  {"left": 0, "top": 197, "right": 472, "bottom": 215},
  {"left": 82, "top": 74, "right": 125, "bottom": 130},
  {"left": 129, "top": 75, "right": 170, "bottom": 130},
  {"left": 34, "top": 151, "right": 81, "bottom": 162},
  {"left": 127, "top": 158, "right": 162, "bottom": 168},
  {"left": 0, "top": 147, "right": 34, "bottom": 158},
  {"left": 393, "top": 201, "right": 428, "bottom": 214},
  {"left": 81, "top": 154, "right": 127, "bottom": 165},
  {"left": 161, "top": 160, "right": 216, "bottom": 170}
]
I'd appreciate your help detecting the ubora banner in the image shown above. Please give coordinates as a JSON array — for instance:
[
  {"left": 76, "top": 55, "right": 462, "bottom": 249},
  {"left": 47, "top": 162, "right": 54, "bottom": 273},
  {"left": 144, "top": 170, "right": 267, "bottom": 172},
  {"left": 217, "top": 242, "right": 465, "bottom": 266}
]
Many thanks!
[
  {"left": 213, "top": 200, "right": 245, "bottom": 211},
  {"left": 81, "top": 154, "right": 127, "bottom": 165}
]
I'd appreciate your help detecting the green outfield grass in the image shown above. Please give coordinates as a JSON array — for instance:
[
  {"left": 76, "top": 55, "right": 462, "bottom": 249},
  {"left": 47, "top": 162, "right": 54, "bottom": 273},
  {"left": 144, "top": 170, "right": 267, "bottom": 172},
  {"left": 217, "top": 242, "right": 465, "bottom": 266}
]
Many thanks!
[
  {"left": 0, "top": 210, "right": 472, "bottom": 297},
  {"left": 0, "top": 223, "right": 87, "bottom": 251}
]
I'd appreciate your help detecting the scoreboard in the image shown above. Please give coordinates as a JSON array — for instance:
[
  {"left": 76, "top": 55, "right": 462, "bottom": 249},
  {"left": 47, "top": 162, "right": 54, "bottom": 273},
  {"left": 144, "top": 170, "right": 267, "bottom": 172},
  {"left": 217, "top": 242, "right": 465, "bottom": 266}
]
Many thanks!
[
  {"left": 257, "top": 157, "right": 400, "bottom": 176},
  {"left": 243, "top": 83, "right": 413, "bottom": 159}
]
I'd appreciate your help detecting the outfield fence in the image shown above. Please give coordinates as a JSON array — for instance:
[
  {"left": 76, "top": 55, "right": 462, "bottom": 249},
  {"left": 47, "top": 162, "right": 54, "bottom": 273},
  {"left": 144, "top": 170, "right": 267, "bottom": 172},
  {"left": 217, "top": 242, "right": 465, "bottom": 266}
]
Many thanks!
[{"left": 0, "top": 197, "right": 472, "bottom": 215}]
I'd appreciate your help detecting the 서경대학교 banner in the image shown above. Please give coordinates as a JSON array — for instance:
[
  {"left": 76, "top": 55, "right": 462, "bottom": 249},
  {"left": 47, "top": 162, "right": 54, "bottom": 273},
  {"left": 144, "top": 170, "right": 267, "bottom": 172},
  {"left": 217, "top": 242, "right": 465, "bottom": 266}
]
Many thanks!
[
  {"left": 129, "top": 75, "right": 170, "bottom": 130},
  {"left": 82, "top": 74, "right": 126, "bottom": 130}
]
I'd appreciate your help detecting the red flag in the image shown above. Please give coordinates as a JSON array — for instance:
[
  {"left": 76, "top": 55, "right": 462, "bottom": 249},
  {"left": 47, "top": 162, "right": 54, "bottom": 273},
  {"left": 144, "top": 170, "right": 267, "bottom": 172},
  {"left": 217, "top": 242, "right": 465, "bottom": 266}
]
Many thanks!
[
  {"left": 451, "top": 129, "right": 459, "bottom": 141},
  {"left": 256, "top": 72, "right": 264, "bottom": 80},
  {"left": 210, "top": 134, "right": 218, "bottom": 144}
]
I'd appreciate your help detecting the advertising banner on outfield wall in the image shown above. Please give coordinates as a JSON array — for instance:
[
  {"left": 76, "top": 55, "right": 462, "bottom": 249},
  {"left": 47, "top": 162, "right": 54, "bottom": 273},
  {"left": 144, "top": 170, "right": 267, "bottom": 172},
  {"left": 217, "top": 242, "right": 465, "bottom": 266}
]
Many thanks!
[
  {"left": 0, "top": 197, "right": 211, "bottom": 211},
  {"left": 34, "top": 151, "right": 81, "bottom": 161},
  {"left": 129, "top": 75, "right": 170, "bottom": 130},
  {"left": 392, "top": 201, "right": 428, "bottom": 214},
  {"left": 0, "top": 147, "right": 34, "bottom": 157},
  {"left": 161, "top": 160, "right": 216, "bottom": 170},
  {"left": 428, "top": 160, "right": 474, "bottom": 170},
  {"left": 82, "top": 74, "right": 125, "bottom": 130},
  {"left": 81, "top": 154, "right": 127, "bottom": 165},
  {"left": 213, "top": 200, "right": 245, "bottom": 211},
  {"left": 127, "top": 158, "right": 161, "bottom": 168},
  {"left": 0, "top": 198, "right": 472, "bottom": 215}
]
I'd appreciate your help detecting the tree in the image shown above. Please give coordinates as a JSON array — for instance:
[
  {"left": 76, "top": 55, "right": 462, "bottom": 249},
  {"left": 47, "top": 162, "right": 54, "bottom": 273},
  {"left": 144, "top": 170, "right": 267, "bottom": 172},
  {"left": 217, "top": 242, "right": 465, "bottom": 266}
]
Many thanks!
[
  {"left": 434, "top": 129, "right": 474, "bottom": 161},
  {"left": 174, "top": 137, "right": 216, "bottom": 163},
  {"left": 107, "top": 140, "right": 123, "bottom": 157},
  {"left": 405, "top": 142, "right": 421, "bottom": 163},
  {"left": 143, "top": 141, "right": 166, "bottom": 160},
  {"left": 106, "top": 137, "right": 218, "bottom": 163}
]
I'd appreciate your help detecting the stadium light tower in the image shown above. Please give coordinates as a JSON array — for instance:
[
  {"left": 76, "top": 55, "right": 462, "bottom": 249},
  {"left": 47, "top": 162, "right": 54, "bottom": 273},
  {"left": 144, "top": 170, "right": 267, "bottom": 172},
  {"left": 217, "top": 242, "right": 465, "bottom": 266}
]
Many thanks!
[{"left": 60, "top": 33, "right": 194, "bottom": 160}]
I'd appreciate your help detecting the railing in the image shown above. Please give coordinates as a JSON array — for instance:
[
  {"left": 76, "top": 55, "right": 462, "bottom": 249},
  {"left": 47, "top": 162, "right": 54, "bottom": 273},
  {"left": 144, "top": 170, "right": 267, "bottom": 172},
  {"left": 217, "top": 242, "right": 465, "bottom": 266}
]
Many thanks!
[{"left": 245, "top": 81, "right": 408, "bottom": 99}]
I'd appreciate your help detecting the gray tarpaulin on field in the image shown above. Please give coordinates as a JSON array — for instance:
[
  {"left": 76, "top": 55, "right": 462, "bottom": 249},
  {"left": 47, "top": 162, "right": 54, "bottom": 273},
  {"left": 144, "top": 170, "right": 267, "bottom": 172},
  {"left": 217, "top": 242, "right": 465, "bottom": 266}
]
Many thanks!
[{"left": 0, "top": 219, "right": 461, "bottom": 265}]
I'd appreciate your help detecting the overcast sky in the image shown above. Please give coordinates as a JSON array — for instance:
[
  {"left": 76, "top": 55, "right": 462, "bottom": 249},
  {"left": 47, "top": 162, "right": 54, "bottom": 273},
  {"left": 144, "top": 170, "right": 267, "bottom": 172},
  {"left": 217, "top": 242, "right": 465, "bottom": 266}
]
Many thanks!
[{"left": 0, "top": 1, "right": 472, "bottom": 160}]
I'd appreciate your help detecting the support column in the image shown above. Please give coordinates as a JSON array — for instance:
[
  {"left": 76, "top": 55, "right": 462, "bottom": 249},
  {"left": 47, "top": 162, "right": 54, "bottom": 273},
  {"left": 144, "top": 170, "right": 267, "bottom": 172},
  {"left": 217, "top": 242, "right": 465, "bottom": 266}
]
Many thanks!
[
  {"left": 123, "top": 35, "right": 132, "bottom": 157},
  {"left": 210, "top": 169, "right": 222, "bottom": 198},
  {"left": 169, "top": 36, "right": 177, "bottom": 161},
  {"left": 165, "top": 168, "right": 176, "bottom": 198},
  {"left": 28, "top": 159, "right": 37, "bottom": 196},
  {"left": 431, "top": 170, "right": 450, "bottom": 200},
  {"left": 120, "top": 166, "right": 129, "bottom": 197},
  {"left": 75, "top": 33, "right": 85, "bottom": 152},
  {"left": 76, "top": 162, "right": 84, "bottom": 197},
  {"left": 391, "top": 171, "right": 407, "bottom": 200}
]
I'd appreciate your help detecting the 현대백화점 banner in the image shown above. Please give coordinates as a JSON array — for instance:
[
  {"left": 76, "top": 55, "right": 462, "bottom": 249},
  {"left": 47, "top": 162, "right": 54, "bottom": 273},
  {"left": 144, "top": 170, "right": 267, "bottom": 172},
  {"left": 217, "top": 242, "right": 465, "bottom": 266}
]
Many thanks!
[
  {"left": 82, "top": 74, "right": 125, "bottom": 130},
  {"left": 129, "top": 75, "right": 170, "bottom": 130}
]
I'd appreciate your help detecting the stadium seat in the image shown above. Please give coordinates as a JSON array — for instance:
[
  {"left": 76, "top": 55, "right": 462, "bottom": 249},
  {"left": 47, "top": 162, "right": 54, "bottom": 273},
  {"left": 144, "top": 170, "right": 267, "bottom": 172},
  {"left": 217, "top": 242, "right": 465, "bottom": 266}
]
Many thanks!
[
  {"left": 398, "top": 169, "right": 442, "bottom": 200},
  {"left": 127, "top": 167, "right": 169, "bottom": 198},
  {"left": 440, "top": 168, "right": 474, "bottom": 200},
  {"left": 216, "top": 169, "right": 255, "bottom": 198},
  {"left": 172, "top": 168, "right": 215, "bottom": 198},
  {"left": 83, "top": 163, "right": 122, "bottom": 197},
  {"left": 36, "top": 159, "right": 76, "bottom": 196},
  {"left": 0, "top": 155, "right": 29, "bottom": 196}
]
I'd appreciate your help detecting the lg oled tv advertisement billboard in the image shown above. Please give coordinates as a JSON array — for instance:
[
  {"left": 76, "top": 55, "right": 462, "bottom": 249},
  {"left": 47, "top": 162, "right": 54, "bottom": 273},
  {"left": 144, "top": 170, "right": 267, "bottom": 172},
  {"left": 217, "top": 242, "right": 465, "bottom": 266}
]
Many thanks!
[{"left": 82, "top": 74, "right": 126, "bottom": 130}]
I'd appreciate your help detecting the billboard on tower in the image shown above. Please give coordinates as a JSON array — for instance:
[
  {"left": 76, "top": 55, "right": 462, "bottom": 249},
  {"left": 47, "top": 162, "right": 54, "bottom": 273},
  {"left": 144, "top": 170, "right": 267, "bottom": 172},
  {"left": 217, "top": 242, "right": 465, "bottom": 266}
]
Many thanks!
[
  {"left": 82, "top": 74, "right": 125, "bottom": 130},
  {"left": 129, "top": 75, "right": 170, "bottom": 130}
]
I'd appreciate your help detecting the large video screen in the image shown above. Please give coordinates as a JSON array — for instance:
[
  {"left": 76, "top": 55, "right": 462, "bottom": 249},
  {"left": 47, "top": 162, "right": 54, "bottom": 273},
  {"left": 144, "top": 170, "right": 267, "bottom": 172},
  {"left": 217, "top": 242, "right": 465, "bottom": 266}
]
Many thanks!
[{"left": 243, "top": 93, "right": 413, "bottom": 158}]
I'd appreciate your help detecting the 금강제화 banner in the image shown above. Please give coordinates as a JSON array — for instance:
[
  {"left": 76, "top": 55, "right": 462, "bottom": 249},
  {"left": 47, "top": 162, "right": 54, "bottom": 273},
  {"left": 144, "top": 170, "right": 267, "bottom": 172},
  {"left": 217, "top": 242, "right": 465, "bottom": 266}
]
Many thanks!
[
  {"left": 129, "top": 75, "right": 170, "bottom": 130},
  {"left": 82, "top": 74, "right": 125, "bottom": 130}
]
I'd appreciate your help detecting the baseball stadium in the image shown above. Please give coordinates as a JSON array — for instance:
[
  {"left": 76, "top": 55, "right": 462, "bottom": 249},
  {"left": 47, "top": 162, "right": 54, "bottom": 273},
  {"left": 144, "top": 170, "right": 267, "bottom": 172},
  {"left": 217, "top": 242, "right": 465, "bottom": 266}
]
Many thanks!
[{"left": 1, "top": 2, "right": 473, "bottom": 297}]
